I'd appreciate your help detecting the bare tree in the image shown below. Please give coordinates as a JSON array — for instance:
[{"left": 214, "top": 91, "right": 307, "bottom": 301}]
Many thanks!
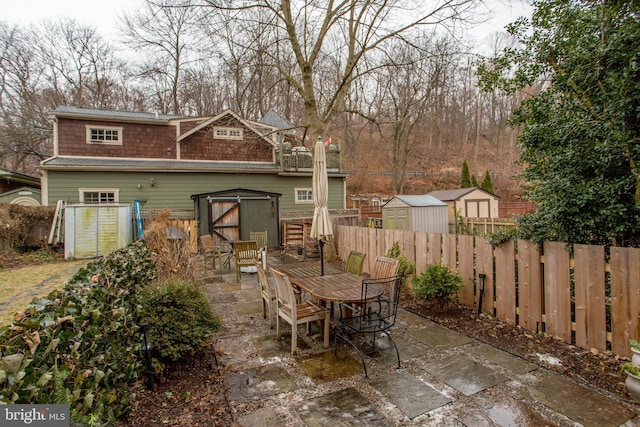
[
  {"left": 119, "top": 0, "right": 205, "bottom": 114},
  {"left": 203, "top": 0, "right": 480, "bottom": 138},
  {"left": 36, "top": 19, "right": 127, "bottom": 109}
]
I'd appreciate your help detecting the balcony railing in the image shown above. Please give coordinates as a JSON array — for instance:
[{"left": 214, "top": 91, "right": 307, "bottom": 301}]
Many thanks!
[{"left": 276, "top": 145, "right": 342, "bottom": 172}]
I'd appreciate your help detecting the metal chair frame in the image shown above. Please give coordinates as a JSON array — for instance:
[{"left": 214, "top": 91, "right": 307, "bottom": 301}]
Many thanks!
[{"left": 334, "top": 274, "right": 403, "bottom": 378}]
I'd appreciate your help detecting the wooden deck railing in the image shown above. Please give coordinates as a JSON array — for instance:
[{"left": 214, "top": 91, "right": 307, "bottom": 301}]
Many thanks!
[{"left": 334, "top": 225, "right": 640, "bottom": 358}]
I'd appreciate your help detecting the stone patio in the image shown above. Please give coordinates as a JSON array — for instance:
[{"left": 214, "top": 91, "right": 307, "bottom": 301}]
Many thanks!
[{"left": 207, "top": 255, "right": 640, "bottom": 426}]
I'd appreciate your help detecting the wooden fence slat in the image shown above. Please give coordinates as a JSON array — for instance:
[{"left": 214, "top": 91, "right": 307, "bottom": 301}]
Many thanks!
[
  {"left": 495, "top": 240, "right": 516, "bottom": 323},
  {"left": 543, "top": 241, "right": 572, "bottom": 343},
  {"left": 574, "top": 244, "right": 607, "bottom": 351},
  {"left": 415, "top": 232, "right": 428, "bottom": 274},
  {"left": 443, "top": 234, "right": 457, "bottom": 270},
  {"left": 610, "top": 247, "right": 640, "bottom": 357},
  {"left": 517, "top": 240, "right": 542, "bottom": 332},
  {"left": 458, "top": 235, "right": 475, "bottom": 306},
  {"left": 476, "top": 238, "right": 494, "bottom": 316},
  {"left": 367, "top": 228, "right": 376, "bottom": 274},
  {"left": 428, "top": 233, "right": 442, "bottom": 265},
  {"left": 402, "top": 230, "right": 415, "bottom": 266}
]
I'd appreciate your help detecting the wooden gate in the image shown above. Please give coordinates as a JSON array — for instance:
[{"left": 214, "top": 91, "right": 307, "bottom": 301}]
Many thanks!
[{"left": 210, "top": 201, "right": 240, "bottom": 244}]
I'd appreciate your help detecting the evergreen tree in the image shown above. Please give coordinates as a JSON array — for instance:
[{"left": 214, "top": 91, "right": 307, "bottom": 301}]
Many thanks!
[
  {"left": 481, "top": 171, "right": 494, "bottom": 194},
  {"left": 471, "top": 175, "right": 478, "bottom": 187},
  {"left": 460, "top": 161, "right": 472, "bottom": 188},
  {"left": 478, "top": 0, "right": 640, "bottom": 246}
]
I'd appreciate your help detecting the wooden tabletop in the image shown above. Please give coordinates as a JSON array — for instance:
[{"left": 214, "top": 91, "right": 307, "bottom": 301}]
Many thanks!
[{"left": 270, "top": 262, "right": 374, "bottom": 304}]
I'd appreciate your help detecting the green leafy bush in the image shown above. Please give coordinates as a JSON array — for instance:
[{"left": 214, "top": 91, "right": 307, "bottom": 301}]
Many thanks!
[
  {"left": 139, "top": 277, "right": 220, "bottom": 363},
  {"left": 412, "top": 264, "right": 463, "bottom": 309},
  {"left": 385, "top": 242, "right": 416, "bottom": 280},
  {"left": 0, "top": 240, "right": 157, "bottom": 424}
]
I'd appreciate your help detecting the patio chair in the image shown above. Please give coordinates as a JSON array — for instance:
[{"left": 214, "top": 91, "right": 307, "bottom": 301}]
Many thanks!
[
  {"left": 370, "top": 256, "right": 401, "bottom": 279},
  {"left": 334, "top": 274, "right": 403, "bottom": 378},
  {"left": 269, "top": 267, "right": 330, "bottom": 354},
  {"left": 234, "top": 240, "right": 259, "bottom": 283},
  {"left": 345, "top": 251, "right": 366, "bottom": 275},
  {"left": 250, "top": 230, "right": 268, "bottom": 265},
  {"left": 199, "top": 234, "right": 216, "bottom": 273},
  {"left": 213, "top": 241, "right": 232, "bottom": 271},
  {"left": 257, "top": 264, "right": 276, "bottom": 328}
]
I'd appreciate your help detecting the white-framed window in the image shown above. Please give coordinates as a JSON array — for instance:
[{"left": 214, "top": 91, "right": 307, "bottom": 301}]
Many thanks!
[
  {"left": 213, "top": 127, "right": 243, "bottom": 140},
  {"left": 295, "top": 188, "right": 313, "bottom": 204},
  {"left": 86, "top": 125, "right": 123, "bottom": 145},
  {"left": 79, "top": 188, "right": 119, "bottom": 204}
]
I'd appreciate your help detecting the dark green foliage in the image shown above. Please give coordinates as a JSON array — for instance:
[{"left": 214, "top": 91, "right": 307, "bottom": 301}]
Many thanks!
[
  {"left": 139, "top": 277, "right": 220, "bottom": 362},
  {"left": 0, "top": 241, "right": 157, "bottom": 424},
  {"left": 412, "top": 264, "right": 463, "bottom": 306},
  {"left": 477, "top": 0, "right": 640, "bottom": 247},
  {"left": 481, "top": 171, "right": 494, "bottom": 194},
  {"left": 385, "top": 242, "right": 416, "bottom": 281},
  {"left": 471, "top": 175, "right": 478, "bottom": 187},
  {"left": 460, "top": 160, "right": 472, "bottom": 188}
]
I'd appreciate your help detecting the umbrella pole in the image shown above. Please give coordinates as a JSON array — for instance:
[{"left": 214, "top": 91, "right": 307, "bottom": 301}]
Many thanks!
[{"left": 319, "top": 239, "right": 325, "bottom": 276}]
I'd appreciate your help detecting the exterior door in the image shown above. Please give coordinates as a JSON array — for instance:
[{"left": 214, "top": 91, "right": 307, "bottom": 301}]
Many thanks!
[{"left": 210, "top": 201, "right": 240, "bottom": 244}]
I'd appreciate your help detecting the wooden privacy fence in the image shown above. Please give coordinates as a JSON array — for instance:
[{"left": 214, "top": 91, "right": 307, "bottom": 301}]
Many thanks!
[{"left": 334, "top": 225, "right": 640, "bottom": 358}]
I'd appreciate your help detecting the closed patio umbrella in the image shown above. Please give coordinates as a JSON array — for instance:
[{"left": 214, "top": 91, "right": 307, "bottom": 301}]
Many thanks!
[{"left": 310, "top": 136, "right": 333, "bottom": 275}]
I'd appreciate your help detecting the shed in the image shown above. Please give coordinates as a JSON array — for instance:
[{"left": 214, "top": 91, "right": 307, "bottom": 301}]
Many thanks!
[
  {"left": 427, "top": 187, "right": 500, "bottom": 221},
  {"left": 382, "top": 195, "right": 448, "bottom": 233},
  {"left": 192, "top": 188, "right": 281, "bottom": 248},
  {"left": 64, "top": 204, "right": 132, "bottom": 259}
]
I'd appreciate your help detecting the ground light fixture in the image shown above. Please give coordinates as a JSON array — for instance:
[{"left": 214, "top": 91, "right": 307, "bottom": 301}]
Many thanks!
[
  {"left": 478, "top": 273, "right": 486, "bottom": 316},
  {"left": 139, "top": 321, "right": 155, "bottom": 390}
]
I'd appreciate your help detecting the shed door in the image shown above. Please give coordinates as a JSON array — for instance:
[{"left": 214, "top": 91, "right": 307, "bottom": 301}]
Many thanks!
[
  {"left": 465, "top": 200, "right": 490, "bottom": 218},
  {"left": 210, "top": 201, "right": 240, "bottom": 244}
]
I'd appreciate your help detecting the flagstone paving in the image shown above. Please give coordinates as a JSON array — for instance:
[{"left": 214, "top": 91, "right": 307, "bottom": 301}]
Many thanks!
[{"left": 207, "top": 255, "right": 640, "bottom": 426}]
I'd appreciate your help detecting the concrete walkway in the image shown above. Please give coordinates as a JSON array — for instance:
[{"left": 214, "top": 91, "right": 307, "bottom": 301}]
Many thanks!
[{"left": 206, "top": 257, "right": 640, "bottom": 427}]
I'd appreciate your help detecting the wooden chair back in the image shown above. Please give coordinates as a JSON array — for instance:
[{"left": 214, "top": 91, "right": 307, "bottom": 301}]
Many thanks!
[
  {"left": 371, "top": 256, "right": 401, "bottom": 279},
  {"left": 257, "top": 264, "right": 275, "bottom": 328},
  {"left": 270, "top": 268, "right": 297, "bottom": 312},
  {"left": 250, "top": 230, "right": 268, "bottom": 250},
  {"left": 199, "top": 234, "right": 215, "bottom": 271},
  {"left": 345, "top": 251, "right": 366, "bottom": 275},
  {"left": 234, "top": 240, "right": 259, "bottom": 283}
]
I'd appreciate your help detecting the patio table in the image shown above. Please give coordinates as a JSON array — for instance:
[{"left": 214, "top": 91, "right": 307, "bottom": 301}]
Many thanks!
[{"left": 270, "top": 262, "right": 382, "bottom": 317}]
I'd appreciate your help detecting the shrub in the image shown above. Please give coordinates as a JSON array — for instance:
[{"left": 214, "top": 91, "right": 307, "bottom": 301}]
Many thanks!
[
  {"left": 0, "top": 240, "right": 157, "bottom": 425},
  {"left": 412, "top": 264, "right": 463, "bottom": 309},
  {"left": 139, "top": 277, "right": 220, "bottom": 363},
  {"left": 385, "top": 242, "right": 416, "bottom": 281},
  {"left": 143, "top": 210, "right": 197, "bottom": 282}
]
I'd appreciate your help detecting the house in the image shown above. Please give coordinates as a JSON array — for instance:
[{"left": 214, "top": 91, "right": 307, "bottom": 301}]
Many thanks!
[
  {"left": 0, "top": 167, "right": 41, "bottom": 206},
  {"left": 382, "top": 195, "right": 448, "bottom": 233},
  {"left": 39, "top": 106, "right": 348, "bottom": 244},
  {"left": 427, "top": 187, "right": 500, "bottom": 222}
]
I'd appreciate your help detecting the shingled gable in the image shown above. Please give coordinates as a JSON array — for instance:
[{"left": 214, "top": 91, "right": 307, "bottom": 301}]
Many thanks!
[{"left": 177, "top": 109, "right": 277, "bottom": 147}]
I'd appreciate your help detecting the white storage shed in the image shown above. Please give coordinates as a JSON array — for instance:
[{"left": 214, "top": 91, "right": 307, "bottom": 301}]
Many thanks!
[
  {"left": 382, "top": 195, "right": 448, "bottom": 233},
  {"left": 64, "top": 204, "right": 132, "bottom": 259}
]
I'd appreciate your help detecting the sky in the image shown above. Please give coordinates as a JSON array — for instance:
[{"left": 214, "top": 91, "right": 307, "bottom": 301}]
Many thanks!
[{"left": 1, "top": 0, "right": 532, "bottom": 52}]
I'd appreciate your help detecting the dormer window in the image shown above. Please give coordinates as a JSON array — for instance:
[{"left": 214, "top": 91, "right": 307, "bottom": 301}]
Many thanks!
[
  {"left": 214, "top": 127, "right": 243, "bottom": 140},
  {"left": 86, "top": 125, "right": 123, "bottom": 145}
]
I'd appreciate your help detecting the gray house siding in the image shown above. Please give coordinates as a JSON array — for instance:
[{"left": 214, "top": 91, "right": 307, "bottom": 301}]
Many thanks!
[{"left": 45, "top": 171, "right": 345, "bottom": 212}]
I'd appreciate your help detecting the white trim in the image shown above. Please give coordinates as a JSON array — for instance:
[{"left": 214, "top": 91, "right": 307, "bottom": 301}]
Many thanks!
[
  {"left": 86, "top": 125, "right": 123, "bottom": 145},
  {"left": 53, "top": 117, "right": 59, "bottom": 157},
  {"left": 78, "top": 188, "right": 120, "bottom": 204},
  {"left": 41, "top": 169, "right": 49, "bottom": 206},
  {"left": 213, "top": 126, "right": 243, "bottom": 140},
  {"left": 294, "top": 187, "right": 313, "bottom": 204}
]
